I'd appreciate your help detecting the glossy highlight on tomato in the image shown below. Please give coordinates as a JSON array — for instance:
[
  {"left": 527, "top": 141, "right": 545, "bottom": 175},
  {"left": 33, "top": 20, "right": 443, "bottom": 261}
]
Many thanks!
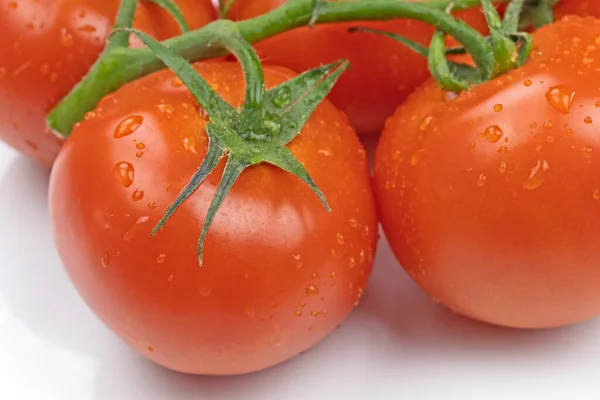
[
  {"left": 374, "top": 15, "right": 600, "bottom": 329},
  {"left": 0, "top": 0, "right": 216, "bottom": 166},
  {"left": 49, "top": 61, "right": 378, "bottom": 375},
  {"left": 228, "top": 0, "right": 495, "bottom": 136}
]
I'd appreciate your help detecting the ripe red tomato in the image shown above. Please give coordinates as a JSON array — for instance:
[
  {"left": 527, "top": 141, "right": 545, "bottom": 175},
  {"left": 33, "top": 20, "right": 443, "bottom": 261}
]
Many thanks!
[
  {"left": 555, "top": 0, "right": 600, "bottom": 18},
  {"left": 0, "top": 0, "right": 216, "bottom": 166},
  {"left": 228, "top": 0, "right": 495, "bottom": 136},
  {"left": 49, "top": 61, "right": 378, "bottom": 375},
  {"left": 374, "top": 15, "right": 600, "bottom": 329}
]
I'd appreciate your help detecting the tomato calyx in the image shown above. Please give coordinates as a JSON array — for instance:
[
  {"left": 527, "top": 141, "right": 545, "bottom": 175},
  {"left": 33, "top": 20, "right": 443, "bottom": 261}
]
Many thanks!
[
  {"left": 519, "top": 0, "right": 560, "bottom": 29},
  {"left": 126, "top": 21, "right": 347, "bottom": 266},
  {"left": 349, "top": 0, "right": 533, "bottom": 93}
]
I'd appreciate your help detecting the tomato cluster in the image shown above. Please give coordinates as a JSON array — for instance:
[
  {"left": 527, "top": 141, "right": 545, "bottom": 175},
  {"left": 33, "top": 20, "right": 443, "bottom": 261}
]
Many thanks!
[{"left": 2, "top": 0, "right": 600, "bottom": 377}]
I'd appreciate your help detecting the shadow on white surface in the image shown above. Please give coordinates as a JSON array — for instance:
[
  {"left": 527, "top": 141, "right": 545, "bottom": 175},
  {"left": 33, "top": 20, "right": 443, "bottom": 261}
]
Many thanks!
[{"left": 0, "top": 154, "right": 598, "bottom": 399}]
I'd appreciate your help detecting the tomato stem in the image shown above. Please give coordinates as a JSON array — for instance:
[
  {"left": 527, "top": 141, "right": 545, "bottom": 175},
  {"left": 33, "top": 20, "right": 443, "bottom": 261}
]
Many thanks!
[
  {"left": 48, "top": 0, "right": 505, "bottom": 138},
  {"left": 482, "top": 0, "right": 520, "bottom": 77},
  {"left": 106, "top": 0, "right": 139, "bottom": 50}
]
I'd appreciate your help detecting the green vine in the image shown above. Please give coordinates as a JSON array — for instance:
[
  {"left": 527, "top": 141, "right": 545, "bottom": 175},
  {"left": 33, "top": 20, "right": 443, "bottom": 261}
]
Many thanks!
[{"left": 48, "top": 0, "right": 516, "bottom": 138}]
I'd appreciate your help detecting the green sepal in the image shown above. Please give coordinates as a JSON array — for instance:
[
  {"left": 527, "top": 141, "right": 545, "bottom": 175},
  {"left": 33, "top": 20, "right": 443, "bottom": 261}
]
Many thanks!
[
  {"left": 145, "top": 0, "right": 190, "bottom": 33},
  {"left": 127, "top": 26, "right": 346, "bottom": 266}
]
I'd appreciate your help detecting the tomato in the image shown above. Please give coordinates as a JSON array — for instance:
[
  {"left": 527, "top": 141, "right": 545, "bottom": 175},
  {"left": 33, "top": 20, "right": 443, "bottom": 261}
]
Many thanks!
[
  {"left": 228, "top": 0, "right": 496, "bottom": 136},
  {"left": 374, "top": 15, "right": 600, "bottom": 329},
  {"left": 0, "top": 0, "right": 216, "bottom": 166},
  {"left": 49, "top": 61, "right": 378, "bottom": 375},
  {"left": 555, "top": 0, "right": 600, "bottom": 18}
]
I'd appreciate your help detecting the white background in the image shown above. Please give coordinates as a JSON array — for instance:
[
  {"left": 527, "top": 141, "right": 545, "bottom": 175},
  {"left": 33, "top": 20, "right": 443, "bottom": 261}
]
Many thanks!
[{"left": 1, "top": 139, "right": 600, "bottom": 399}]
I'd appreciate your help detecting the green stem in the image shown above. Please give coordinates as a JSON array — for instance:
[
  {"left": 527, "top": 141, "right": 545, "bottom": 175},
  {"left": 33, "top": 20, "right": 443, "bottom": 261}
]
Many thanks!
[
  {"left": 47, "top": 0, "right": 503, "bottom": 138},
  {"left": 107, "top": 0, "right": 139, "bottom": 50},
  {"left": 503, "top": 0, "right": 527, "bottom": 33}
]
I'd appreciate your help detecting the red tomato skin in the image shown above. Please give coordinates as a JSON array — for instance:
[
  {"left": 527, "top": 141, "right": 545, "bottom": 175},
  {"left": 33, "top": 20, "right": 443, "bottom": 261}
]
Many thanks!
[
  {"left": 374, "top": 16, "right": 600, "bottom": 329},
  {"left": 0, "top": 0, "right": 216, "bottom": 166},
  {"left": 49, "top": 62, "right": 378, "bottom": 375},
  {"left": 228, "top": 0, "right": 494, "bottom": 137},
  {"left": 555, "top": 0, "right": 600, "bottom": 18}
]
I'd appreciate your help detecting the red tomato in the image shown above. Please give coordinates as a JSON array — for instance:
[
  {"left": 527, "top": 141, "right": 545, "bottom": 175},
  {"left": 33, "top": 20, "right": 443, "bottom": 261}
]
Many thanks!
[
  {"left": 555, "top": 0, "right": 600, "bottom": 18},
  {"left": 0, "top": 0, "right": 216, "bottom": 166},
  {"left": 49, "top": 61, "right": 378, "bottom": 375},
  {"left": 374, "top": 16, "right": 600, "bottom": 329},
  {"left": 228, "top": 0, "right": 495, "bottom": 136}
]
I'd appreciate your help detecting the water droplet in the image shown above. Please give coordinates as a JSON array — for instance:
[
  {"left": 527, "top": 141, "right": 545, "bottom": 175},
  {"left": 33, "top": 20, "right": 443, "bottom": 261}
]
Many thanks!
[
  {"left": 114, "top": 115, "right": 143, "bottom": 138},
  {"left": 331, "top": 271, "right": 337, "bottom": 278},
  {"left": 113, "top": 162, "right": 135, "bottom": 187},
  {"left": 148, "top": 202, "right": 157, "bottom": 210},
  {"left": 264, "top": 119, "right": 282, "bottom": 136},
  {"left": 419, "top": 116, "right": 433, "bottom": 131},
  {"left": 306, "top": 285, "right": 319, "bottom": 297},
  {"left": 543, "top": 119, "right": 553, "bottom": 129},
  {"left": 348, "top": 218, "right": 358, "bottom": 228},
  {"left": 498, "top": 146, "right": 509, "bottom": 154},
  {"left": 336, "top": 233, "right": 344, "bottom": 245},
  {"left": 410, "top": 149, "right": 424, "bottom": 166},
  {"left": 582, "top": 146, "right": 593, "bottom": 158},
  {"left": 147, "top": 346, "right": 154, "bottom": 352},
  {"left": 171, "top": 77, "right": 183, "bottom": 88},
  {"left": 182, "top": 136, "right": 198, "bottom": 154},
  {"left": 294, "top": 310, "right": 302, "bottom": 317},
  {"left": 595, "top": 101, "right": 600, "bottom": 107},
  {"left": 136, "top": 151, "right": 143, "bottom": 158},
  {"left": 523, "top": 159, "right": 550, "bottom": 190},
  {"left": 131, "top": 189, "right": 144, "bottom": 202},
  {"left": 272, "top": 86, "right": 291, "bottom": 108},
  {"left": 123, "top": 216, "right": 150, "bottom": 241},
  {"left": 524, "top": 79, "right": 532, "bottom": 86},
  {"left": 310, "top": 311, "right": 318, "bottom": 317},
  {"left": 493, "top": 104, "right": 503, "bottom": 112},
  {"left": 60, "top": 28, "right": 74, "bottom": 47},
  {"left": 168, "top": 274, "right": 174, "bottom": 282},
  {"left": 359, "top": 249, "right": 365, "bottom": 263},
  {"left": 136, "top": 142, "right": 145, "bottom": 150},
  {"left": 78, "top": 24, "right": 97, "bottom": 33},
  {"left": 545, "top": 85, "right": 575, "bottom": 114},
  {"left": 244, "top": 303, "right": 255, "bottom": 318},
  {"left": 477, "top": 174, "right": 487, "bottom": 187},
  {"left": 348, "top": 257, "right": 356, "bottom": 269},
  {"left": 585, "top": 116, "right": 593, "bottom": 124},
  {"left": 593, "top": 189, "right": 600, "bottom": 200},
  {"left": 483, "top": 125, "right": 504, "bottom": 143},
  {"left": 102, "top": 252, "right": 110, "bottom": 268},
  {"left": 499, "top": 161, "right": 507, "bottom": 174},
  {"left": 547, "top": 135, "right": 554, "bottom": 143},
  {"left": 157, "top": 253, "right": 166, "bottom": 263}
]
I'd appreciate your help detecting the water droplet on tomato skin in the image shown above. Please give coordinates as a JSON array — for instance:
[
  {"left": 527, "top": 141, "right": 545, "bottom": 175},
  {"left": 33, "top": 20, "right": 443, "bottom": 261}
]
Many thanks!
[
  {"left": 136, "top": 142, "right": 145, "bottom": 150},
  {"left": 593, "top": 189, "right": 600, "bottom": 200},
  {"left": 157, "top": 253, "right": 166, "bottom": 263},
  {"left": 524, "top": 79, "right": 533, "bottom": 87},
  {"left": 123, "top": 216, "right": 150, "bottom": 241},
  {"left": 306, "top": 285, "right": 319, "bottom": 297},
  {"left": 419, "top": 116, "right": 433, "bottom": 131},
  {"left": 583, "top": 146, "right": 594, "bottom": 159},
  {"left": 60, "top": 28, "right": 74, "bottom": 47},
  {"left": 493, "top": 104, "right": 503, "bottom": 112},
  {"left": 499, "top": 161, "right": 507, "bottom": 174},
  {"left": 131, "top": 189, "right": 144, "bottom": 202},
  {"left": 523, "top": 160, "right": 550, "bottom": 191},
  {"left": 294, "top": 310, "right": 302, "bottom": 317},
  {"left": 168, "top": 274, "right": 174, "bottom": 282},
  {"left": 310, "top": 311, "right": 318, "bottom": 317},
  {"left": 483, "top": 125, "right": 504, "bottom": 143},
  {"left": 410, "top": 149, "right": 423, "bottom": 166},
  {"left": 477, "top": 174, "right": 487, "bottom": 187},
  {"left": 113, "top": 162, "right": 135, "bottom": 187},
  {"left": 182, "top": 136, "right": 198, "bottom": 154},
  {"left": 585, "top": 116, "right": 593, "bottom": 124},
  {"left": 101, "top": 252, "right": 110, "bottom": 268},
  {"left": 114, "top": 115, "right": 143, "bottom": 138},
  {"left": 336, "top": 233, "right": 344, "bottom": 245},
  {"left": 545, "top": 85, "right": 575, "bottom": 114}
]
